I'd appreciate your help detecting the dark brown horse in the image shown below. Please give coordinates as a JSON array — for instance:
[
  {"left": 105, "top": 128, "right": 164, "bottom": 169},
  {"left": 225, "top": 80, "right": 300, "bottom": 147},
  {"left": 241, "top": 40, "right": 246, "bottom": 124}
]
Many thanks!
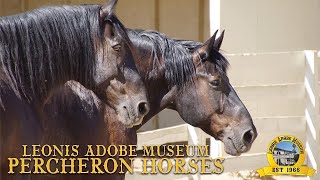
[
  {"left": 0, "top": 0, "right": 150, "bottom": 178},
  {"left": 37, "top": 29, "right": 257, "bottom": 180},
  {"left": 129, "top": 29, "right": 257, "bottom": 156}
]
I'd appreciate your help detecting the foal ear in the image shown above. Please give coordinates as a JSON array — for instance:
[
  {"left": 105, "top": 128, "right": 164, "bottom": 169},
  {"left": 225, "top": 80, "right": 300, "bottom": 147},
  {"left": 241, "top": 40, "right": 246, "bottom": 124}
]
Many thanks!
[
  {"left": 100, "top": 0, "right": 118, "bottom": 20},
  {"left": 213, "top": 30, "right": 225, "bottom": 50}
]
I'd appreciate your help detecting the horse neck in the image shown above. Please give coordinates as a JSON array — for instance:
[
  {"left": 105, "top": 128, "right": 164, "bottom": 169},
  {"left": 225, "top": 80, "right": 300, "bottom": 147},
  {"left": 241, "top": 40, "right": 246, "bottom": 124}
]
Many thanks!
[
  {"left": 0, "top": 61, "right": 85, "bottom": 106},
  {"left": 133, "top": 54, "right": 175, "bottom": 127},
  {"left": 0, "top": 7, "right": 98, "bottom": 106}
]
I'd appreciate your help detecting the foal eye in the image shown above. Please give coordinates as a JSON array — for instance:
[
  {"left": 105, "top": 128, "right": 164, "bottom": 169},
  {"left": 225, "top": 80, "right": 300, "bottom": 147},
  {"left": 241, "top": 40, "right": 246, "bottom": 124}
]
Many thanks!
[
  {"left": 112, "top": 44, "right": 121, "bottom": 52},
  {"left": 210, "top": 79, "right": 220, "bottom": 87}
]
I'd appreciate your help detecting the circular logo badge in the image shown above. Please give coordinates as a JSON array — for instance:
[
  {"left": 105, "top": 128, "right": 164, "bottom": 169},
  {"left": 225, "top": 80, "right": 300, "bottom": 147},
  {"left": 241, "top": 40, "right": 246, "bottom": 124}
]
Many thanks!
[
  {"left": 257, "top": 135, "right": 315, "bottom": 177},
  {"left": 266, "top": 135, "right": 304, "bottom": 167}
]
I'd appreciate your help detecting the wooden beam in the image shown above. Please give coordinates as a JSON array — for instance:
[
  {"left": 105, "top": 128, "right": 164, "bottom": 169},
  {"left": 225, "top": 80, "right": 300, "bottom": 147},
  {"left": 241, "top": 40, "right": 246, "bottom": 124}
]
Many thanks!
[
  {"left": 137, "top": 124, "right": 188, "bottom": 150},
  {"left": 305, "top": 50, "right": 320, "bottom": 180}
]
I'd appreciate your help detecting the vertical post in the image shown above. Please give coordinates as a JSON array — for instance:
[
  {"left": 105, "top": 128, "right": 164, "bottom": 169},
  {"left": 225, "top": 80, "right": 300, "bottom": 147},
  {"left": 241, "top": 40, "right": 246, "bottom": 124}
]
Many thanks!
[
  {"left": 305, "top": 50, "right": 319, "bottom": 180},
  {"left": 187, "top": 125, "right": 206, "bottom": 180},
  {"left": 209, "top": 0, "right": 222, "bottom": 160},
  {"left": 318, "top": 51, "right": 320, "bottom": 179},
  {"left": 209, "top": 0, "right": 220, "bottom": 34}
]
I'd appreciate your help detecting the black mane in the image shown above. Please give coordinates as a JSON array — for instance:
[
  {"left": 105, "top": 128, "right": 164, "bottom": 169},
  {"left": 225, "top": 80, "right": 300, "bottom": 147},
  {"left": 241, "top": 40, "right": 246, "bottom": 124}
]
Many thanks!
[
  {"left": 127, "top": 29, "right": 229, "bottom": 88},
  {"left": 177, "top": 39, "right": 229, "bottom": 74},
  {"left": 128, "top": 29, "right": 196, "bottom": 88},
  {"left": 0, "top": 4, "right": 128, "bottom": 101}
]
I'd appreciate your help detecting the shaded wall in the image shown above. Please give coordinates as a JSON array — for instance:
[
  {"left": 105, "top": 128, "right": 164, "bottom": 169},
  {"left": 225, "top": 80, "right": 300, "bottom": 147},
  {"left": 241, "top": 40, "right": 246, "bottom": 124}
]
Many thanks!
[{"left": 0, "top": 0, "right": 210, "bottom": 42}]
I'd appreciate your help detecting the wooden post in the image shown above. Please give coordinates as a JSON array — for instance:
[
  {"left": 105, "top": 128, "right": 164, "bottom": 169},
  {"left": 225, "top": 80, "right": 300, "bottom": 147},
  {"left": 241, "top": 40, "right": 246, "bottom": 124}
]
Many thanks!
[
  {"left": 187, "top": 125, "right": 205, "bottom": 180},
  {"left": 209, "top": 0, "right": 223, "bottom": 161},
  {"left": 305, "top": 50, "right": 319, "bottom": 180}
]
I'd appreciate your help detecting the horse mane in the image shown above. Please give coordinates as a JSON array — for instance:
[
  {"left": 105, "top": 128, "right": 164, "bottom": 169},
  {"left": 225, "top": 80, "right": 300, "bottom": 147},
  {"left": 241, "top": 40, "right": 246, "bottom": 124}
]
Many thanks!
[
  {"left": 0, "top": 4, "right": 128, "bottom": 101},
  {"left": 127, "top": 29, "right": 229, "bottom": 88},
  {"left": 127, "top": 29, "right": 196, "bottom": 88}
]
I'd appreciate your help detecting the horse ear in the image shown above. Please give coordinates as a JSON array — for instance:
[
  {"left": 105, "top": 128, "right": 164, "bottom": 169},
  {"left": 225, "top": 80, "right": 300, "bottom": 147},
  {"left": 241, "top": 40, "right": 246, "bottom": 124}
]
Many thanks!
[
  {"left": 194, "top": 30, "right": 218, "bottom": 63},
  {"left": 100, "top": 0, "right": 118, "bottom": 20},
  {"left": 213, "top": 30, "right": 225, "bottom": 50},
  {"left": 206, "top": 30, "right": 218, "bottom": 51},
  {"left": 100, "top": 0, "right": 118, "bottom": 38},
  {"left": 104, "top": 21, "right": 116, "bottom": 39}
]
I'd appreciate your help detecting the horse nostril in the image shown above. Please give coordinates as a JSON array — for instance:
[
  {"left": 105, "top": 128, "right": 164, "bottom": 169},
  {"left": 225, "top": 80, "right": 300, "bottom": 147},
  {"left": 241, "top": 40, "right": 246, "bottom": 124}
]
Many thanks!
[
  {"left": 242, "top": 130, "right": 254, "bottom": 145},
  {"left": 123, "top": 105, "right": 127, "bottom": 110},
  {"left": 138, "top": 102, "right": 149, "bottom": 116}
]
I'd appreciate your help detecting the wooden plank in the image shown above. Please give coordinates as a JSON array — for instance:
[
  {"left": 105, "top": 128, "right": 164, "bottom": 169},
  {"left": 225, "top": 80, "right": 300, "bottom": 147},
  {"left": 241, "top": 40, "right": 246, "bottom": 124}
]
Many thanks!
[
  {"left": 137, "top": 124, "right": 188, "bottom": 150},
  {"left": 227, "top": 52, "right": 305, "bottom": 86},
  {"left": 234, "top": 84, "right": 305, "bottom": 118},
  {"left": 222, "top": 153, "right": 268, "bottom": 173},
  {"left": 305, "top": 51, "right": 320, "bottom": 180},
  {"left": 253, "top": 116, "right": 305, "bottom": 133}
]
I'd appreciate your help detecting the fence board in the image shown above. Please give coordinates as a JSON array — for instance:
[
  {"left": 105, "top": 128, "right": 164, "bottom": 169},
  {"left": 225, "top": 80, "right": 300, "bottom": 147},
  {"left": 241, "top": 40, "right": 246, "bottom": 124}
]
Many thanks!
[
  {"left": 235, "top": 84, "right": 305, "bottom": 118},
  {"left": 227, "top": 52, "right": 305, "bottom": 86}
]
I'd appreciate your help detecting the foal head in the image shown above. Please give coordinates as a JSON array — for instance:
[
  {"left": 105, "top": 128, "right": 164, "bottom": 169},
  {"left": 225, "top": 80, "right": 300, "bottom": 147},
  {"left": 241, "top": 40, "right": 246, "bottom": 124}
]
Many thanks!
[{"left": 174, "top": 31, "right": 257, "bottom": 156}]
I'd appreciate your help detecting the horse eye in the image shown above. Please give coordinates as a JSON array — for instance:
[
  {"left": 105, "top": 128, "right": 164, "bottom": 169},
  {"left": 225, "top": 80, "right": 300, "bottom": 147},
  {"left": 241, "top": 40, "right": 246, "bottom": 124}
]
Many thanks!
[
  {"left": 112, "top": 44, "right": 121, "bottom": 52},
  {"left": 210, "top": 79, "right": 220, "bottom": 87}
]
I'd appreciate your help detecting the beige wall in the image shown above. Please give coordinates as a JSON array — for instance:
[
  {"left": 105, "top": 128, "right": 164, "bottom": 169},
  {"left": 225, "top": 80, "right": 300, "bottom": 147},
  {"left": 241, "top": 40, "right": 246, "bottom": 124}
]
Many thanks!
[
  {"left": 0, "top": 0, "right": 209, "bottom": 42},
  {"left": 220, "top": 0, "right": 320, "bottom": 53}
]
